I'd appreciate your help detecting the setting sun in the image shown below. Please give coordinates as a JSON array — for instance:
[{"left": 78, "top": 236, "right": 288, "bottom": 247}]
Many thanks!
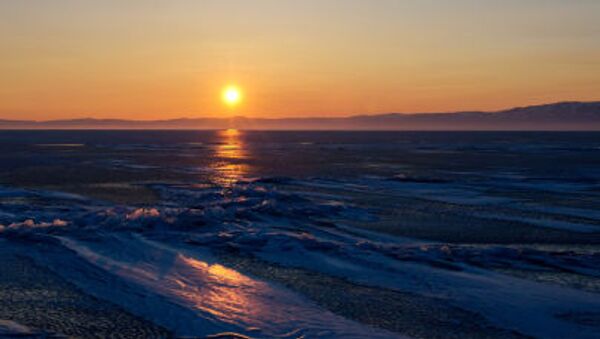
[{"left": 222, "top": 86, "right": 242, "bottom": 107}]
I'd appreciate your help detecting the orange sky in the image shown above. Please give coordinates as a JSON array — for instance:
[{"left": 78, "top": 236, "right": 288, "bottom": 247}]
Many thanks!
[{"left": 1, "top": 1, "right": 599, "bottom": 120}]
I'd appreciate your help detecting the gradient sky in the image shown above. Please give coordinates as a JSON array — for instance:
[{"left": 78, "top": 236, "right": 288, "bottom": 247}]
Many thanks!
[{"left": 1, "top": 0, "right": 599, "bottom": 120}]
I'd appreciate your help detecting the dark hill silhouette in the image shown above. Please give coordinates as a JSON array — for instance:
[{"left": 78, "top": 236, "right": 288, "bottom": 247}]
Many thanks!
[{"left": 1, "top": 101, "right": 599, "bottom": 130}]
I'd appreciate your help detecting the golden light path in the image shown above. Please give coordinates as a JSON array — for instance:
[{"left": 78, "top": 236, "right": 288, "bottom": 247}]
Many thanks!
[{"left": 213, "top": 128, "right": 248, "bottom": 187}]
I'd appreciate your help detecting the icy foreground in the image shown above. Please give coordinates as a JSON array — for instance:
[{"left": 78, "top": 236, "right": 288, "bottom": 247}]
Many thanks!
[
  {"left": 0, "top": 130, "right": 599, "bottom": 338},
  {"left": 0, "top": 180, "right": 598, "bottom": 338}
]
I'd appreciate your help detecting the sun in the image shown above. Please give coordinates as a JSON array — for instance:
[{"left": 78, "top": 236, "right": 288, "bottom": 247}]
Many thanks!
[{"left": 222, "top": 86, "right": 242, "bottom": 106}]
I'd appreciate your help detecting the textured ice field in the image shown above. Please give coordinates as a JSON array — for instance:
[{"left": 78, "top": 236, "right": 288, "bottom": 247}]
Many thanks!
[{"left": 0, "top": 131, "right": 599, "bottom": 338}]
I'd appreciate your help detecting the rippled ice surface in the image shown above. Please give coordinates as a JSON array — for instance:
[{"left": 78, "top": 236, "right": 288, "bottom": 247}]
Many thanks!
[{"left": 0, "top": 131, "right": 599, "bottom": 338}]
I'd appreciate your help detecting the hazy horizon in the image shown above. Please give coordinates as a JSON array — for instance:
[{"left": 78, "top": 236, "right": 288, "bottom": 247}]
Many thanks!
[
  {"left": 1, "top": 100, "right": 599, "bottom": 122},
  {"left": 1, "top": 101, "right": 598, "bottom": 131},
  {"left": 1, "top": 1, "right": 600, "bottom": 121}
]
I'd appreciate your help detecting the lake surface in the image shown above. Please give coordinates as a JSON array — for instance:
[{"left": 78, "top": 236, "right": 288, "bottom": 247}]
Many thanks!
[{"left": 0, "top": 131, "right": 599, "bottom": 338}]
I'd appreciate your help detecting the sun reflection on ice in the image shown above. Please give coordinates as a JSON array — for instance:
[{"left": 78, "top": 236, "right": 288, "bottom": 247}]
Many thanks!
[
  {"left": 177, "top": 255, "right": 261, "bottom": 325},
  {"left": 212, "top": 129, "right": 249, "bottom": 187}
]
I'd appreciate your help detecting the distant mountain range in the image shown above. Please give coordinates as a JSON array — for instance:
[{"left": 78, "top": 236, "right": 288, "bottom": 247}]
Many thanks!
[{"left": 2, "top": 101, "right": 600, "bottom": 130}]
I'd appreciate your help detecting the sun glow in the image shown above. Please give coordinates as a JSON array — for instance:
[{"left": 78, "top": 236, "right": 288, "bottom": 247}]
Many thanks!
[{"left": 222, "top": 86, "right": 242, "bottom": 106}]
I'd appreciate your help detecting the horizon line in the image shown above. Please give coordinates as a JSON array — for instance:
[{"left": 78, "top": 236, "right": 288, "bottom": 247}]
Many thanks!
[{"left": 2, "top": 100, "right": 599, "bottom": 123}]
